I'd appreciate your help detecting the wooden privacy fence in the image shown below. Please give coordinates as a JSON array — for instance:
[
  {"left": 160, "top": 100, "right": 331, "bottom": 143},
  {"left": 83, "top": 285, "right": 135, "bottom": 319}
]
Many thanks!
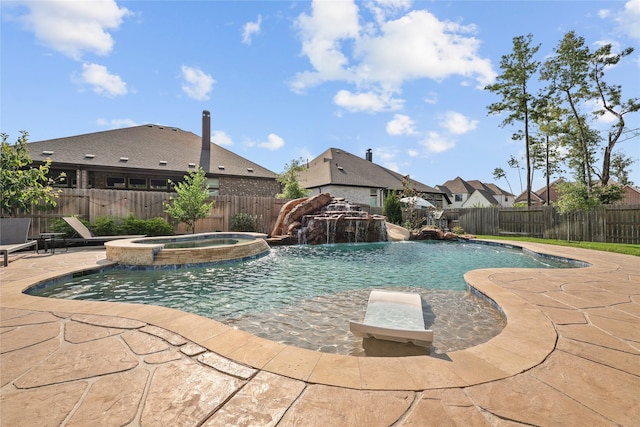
[
  {"left": 447, "top": 205, "right": 640, "bottom": 244},
  {"left": 27, "top": 189, "right": 288, "bottom": 236},
  {"left": 17, "top": 189, "right": 640, "bottom": 243}
]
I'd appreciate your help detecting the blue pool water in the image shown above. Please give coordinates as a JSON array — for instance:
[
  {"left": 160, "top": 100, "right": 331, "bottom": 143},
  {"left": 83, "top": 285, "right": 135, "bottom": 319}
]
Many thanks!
[{"left": 31, "top": 241, "right": 574, "bottom": 320}]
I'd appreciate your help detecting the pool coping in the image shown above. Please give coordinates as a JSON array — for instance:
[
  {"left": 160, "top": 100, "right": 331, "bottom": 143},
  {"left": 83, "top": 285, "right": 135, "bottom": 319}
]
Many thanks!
[{"left": 0, "top": 239, "right": 623, "bottom": 391}]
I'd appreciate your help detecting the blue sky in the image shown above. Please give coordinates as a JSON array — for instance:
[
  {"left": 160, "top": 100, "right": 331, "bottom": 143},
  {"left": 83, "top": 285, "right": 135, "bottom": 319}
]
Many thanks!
[{"left": 2, "top": 0, "right": 639, "bottom": 193}]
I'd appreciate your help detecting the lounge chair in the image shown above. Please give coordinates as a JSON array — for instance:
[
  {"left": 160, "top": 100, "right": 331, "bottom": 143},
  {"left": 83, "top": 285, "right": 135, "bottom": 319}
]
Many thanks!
[
  {"left": 350, "top": 290, "right": 434, "bottom": 348},
  {"left": 0, "top": 218, "right": 38, "bottom": 266},
  {"left": 62, "top": 217, "right": 144, "bottom": 244}
]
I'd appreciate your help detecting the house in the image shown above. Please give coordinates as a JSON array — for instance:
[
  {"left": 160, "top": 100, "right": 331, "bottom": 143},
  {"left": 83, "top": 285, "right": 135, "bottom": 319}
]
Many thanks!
[
  {"left": 622, "top": 184, "right": 640, "bottom": 204},
  {"left": 297, "top": 148, "right": 449, "bottom": 208},
  {"left": 437, "top": 177, "right": 514, "bottom": 208},
  {"left": 26, "top": 111, "right": 279, "bottom": 197},
  {"left": 514, "top": 178, "right": 565, "bottom": 206}
]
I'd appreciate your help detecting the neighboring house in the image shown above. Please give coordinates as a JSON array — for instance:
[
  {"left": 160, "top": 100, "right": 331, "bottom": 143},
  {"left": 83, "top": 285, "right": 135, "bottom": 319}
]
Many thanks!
[
  {"left": 622, "top": 184, "right": 640, "bottom": 204},
  {"left": 297, "top": 148, "right": 450, "bottom": 208},
  {"left": 26, "top": 111, "right": 279, "bottom": 197},
  {"left": 437, "top": 177, "right": 514, "bottom": 208},
  {"left": 515, "top": 179, "right": 640, "bottom": 206},
  {"left": 514, "top": 178, "right": 564, "bottom": 206}
]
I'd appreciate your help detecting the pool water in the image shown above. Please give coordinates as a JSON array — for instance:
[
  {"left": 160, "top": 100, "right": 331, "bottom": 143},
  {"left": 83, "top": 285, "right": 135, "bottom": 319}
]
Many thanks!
[
  {"left": 30, "top": 241, "right": 576, "bottom": 356},
  {"left": 158, "top": 238, "right": 239, "bottom": 249}
]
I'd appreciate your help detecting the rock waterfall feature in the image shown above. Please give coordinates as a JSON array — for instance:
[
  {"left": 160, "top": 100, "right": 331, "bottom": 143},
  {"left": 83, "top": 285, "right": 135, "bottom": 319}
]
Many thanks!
[{"left": 270, "top": 193, "right": 388, "bottom": 245}]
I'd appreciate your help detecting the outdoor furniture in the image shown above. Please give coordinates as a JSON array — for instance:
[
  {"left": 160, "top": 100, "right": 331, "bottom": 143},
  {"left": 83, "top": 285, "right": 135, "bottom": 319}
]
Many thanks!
[
  {"left": 350, "top": 290, "right": 434, "bottom": 348},
  {"left": 62, "top": 217, "right": 144, "bottom": 243},
  {"left": 38, "top": 232, "right": 67, "bottom": 254},
  {"left": 0, "top": 218, "right": 38, "bottom": 267}
]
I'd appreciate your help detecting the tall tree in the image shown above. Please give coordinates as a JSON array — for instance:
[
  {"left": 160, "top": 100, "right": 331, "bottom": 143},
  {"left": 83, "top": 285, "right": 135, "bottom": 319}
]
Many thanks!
[
  {"left": 530, "top": 100, "right": 566, "bottom": 204},
  {"left": 1, "top": 131, "right": 64, "bottom": 216},
  {"left": 492, "top": 167, "right": 513, "bottom": 195},
  {"left": 588, "top": 43, "right": 640, "bottom": 185},
  {"left": 164, "top": 167, "right": 215, "bottom": 233},
  {"left": 541, "top": 32, "right": 598, "bottom": 189},
  {"left": 609, "top": 153, "right": 635, "bottom": 186},
  {"left": 486, "top": 34, "right": 541, "bottom": 206}
]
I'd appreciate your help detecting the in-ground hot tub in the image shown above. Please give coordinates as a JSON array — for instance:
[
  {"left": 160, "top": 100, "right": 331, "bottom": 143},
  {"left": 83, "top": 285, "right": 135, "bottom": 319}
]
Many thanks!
[{"left": 105, "top": 232, "right": 270, "bottom": 267}]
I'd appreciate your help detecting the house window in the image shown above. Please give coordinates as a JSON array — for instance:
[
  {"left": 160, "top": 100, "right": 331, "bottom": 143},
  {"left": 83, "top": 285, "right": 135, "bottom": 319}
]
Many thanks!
[
  {"left": 150, "top": 179, "right": 168, "bottom": 190},
  {"left": 206, "top": 178, "right": 219, "bottom": 196},
  {"left": 369, "top": 188, "right": 378, "bottom": 207},
  {"left": 455, "top": 194, "right": 463, "bottom": 202},
  {"left": 128, "top": 177, "right": 147, "bottom": 189},
  {"left": 106, "top": 177, "right": 126, "bottom": 188}
]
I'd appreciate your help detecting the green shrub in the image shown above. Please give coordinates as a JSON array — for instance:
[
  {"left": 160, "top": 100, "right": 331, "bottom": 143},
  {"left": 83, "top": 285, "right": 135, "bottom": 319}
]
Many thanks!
[
  {"left": 452, "top": 226, "right": 465, "bottom": 235},
  {"left": 142, "top": 217, "right": 174, "bottom": 236},
  {"left": 91, "top": 216, "right": 118, "bottom": 236},
  {"left": 119, "top": 214, "right": 147, "bottom": 235},
  {"left": 230, "top": 212, "right": 257, "bottom": 232},
  {"left": 383, "top": 190, "right": 403, "bottom": 225}
]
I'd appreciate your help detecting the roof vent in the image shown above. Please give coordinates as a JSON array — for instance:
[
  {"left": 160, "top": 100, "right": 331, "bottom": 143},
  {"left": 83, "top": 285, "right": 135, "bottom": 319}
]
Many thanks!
[
  {"left": 188, "top": 162, "right": 196, "bottom": 168},
  {"left": 337, "top": 166, "right": 344, "bottom": 171},
  {"left": 84, "top": 154, "right": 95, "bottom": 159},
  {"left": 159, "top": 160, "right": 167, "bottom": 165},
  {"left": 41, "top": 150, "right": 54, "bottom": 155},
  {"left": 247, "top": 167, "right": 254, "bottom": 172},
  {"left": 119, "top": 157, "right": 129, "bottom": 162},
  {"left": 218, "top": 165, "right": 225, "bottom": 170}
]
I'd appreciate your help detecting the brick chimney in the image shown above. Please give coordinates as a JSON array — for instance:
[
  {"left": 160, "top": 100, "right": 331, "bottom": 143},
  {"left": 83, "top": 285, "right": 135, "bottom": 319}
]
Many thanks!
[{"left": 199, "top": 110, "right": 211, "bottom": 171}]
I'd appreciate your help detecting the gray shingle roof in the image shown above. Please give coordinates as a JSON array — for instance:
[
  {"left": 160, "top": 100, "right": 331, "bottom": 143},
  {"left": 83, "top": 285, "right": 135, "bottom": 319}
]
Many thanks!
[
  {"left": 439, "top": 177, "right": 477, "bottom": 195},
  {"left": 298, "top": 148, "right": 443, "bottom": 194},
  {"left": 439, "top": 177, "right": 513, "bottom": 197},
  {"left": 26, "top": 125, "right": 276, "bottom": 179}
]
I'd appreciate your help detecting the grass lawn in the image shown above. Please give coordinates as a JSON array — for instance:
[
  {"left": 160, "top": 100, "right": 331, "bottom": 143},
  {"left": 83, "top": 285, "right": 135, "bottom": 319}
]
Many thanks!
[{"left": 474, "top": 235, "right": 640, "bottom": 257}]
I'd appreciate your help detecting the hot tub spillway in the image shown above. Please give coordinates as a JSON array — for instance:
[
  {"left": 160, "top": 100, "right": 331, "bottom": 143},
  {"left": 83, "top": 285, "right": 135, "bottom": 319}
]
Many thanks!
[
  {"left": 298, "top": 200, "right": 388, "bottom": 245},
  {"left": 105, "top": 232, "right": 270, "bottom": 267}
]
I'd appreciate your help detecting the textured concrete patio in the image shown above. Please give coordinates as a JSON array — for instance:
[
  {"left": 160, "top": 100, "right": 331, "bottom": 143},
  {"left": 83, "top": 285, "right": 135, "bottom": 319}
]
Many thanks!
[{"left": 0, "top": 241, "right": 638, "bottom": 426}]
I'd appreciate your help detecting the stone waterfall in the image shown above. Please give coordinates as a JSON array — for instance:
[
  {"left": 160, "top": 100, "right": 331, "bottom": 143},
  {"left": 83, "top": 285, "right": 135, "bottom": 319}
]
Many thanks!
[{"left": 269, "top": 193, "right": 388, "bottom": 245}]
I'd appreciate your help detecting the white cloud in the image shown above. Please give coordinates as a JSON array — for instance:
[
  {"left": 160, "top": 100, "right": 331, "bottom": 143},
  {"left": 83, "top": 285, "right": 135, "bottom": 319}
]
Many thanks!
[
  {"left": 423, "top": 92, "right": 438, "bottom": 104},
  {"left": 386, "top": 114, "right": 417, "bottom": 135},
  {"left": 419, "top": 131, "right": 455, "bottom": 153},
  {"left": 334, "top": 89, "right": 403, "bottom": 112},
  {"left": 407, "top": 148, "right": 420, "bottom": 157},
  {"left": 242, "top": 15, "right": 262, "bottom": 45},
  {"left": 15, "top": 0, "right": 131, "bottom": 60},
  {"left": 290, "top": 0, "right": 361, "bottom": 93},
  {"left": 212, "top": 130, "right": 233, "bottom": 146},
  {"left": 78, "top": 63, "right": 127, "bottom": 96},
  {"left": 617, "top": 0, "right": 640, "bottom": 39},
  {"left": 441, "top": 111, "right": 478, "bottom": 135},
  {"left": 180, "top": 65, "right": 215, "bottom": 101},
  {"left": 258, "top": 133, "right": 285, "bottom": 150},
  {"left": 291, "top": 2, "right": 496, "bottom": 94},
  {"left": 96, "top": 118, "right": 138, "bottom": 128}
]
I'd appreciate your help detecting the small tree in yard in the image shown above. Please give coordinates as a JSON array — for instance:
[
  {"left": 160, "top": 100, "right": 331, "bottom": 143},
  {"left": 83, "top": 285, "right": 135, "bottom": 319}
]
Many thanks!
[
  {"left": 383, "top": 190, "right": 403, "bottom": 225},
  {"left": 1, "top": 131, "right": 65, "bottom": 216},
  {"left": 164, "top": 167, "right": 214, "bottom": 234},
  {"left": 276, "top": 158, "right": 308, "bottom": 199}
]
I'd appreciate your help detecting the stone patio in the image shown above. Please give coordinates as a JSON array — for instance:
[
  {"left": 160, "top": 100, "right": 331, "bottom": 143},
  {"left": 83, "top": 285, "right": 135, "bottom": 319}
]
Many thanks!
[{"left": 0, "top": 241, "right": 638, "bottom": 426}]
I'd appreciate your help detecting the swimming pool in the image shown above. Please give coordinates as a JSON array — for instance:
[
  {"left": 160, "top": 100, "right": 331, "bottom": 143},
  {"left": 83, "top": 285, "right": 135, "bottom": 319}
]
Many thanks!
[{"left": 29, "top": 241, "right": 579, "bottom": 356}]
